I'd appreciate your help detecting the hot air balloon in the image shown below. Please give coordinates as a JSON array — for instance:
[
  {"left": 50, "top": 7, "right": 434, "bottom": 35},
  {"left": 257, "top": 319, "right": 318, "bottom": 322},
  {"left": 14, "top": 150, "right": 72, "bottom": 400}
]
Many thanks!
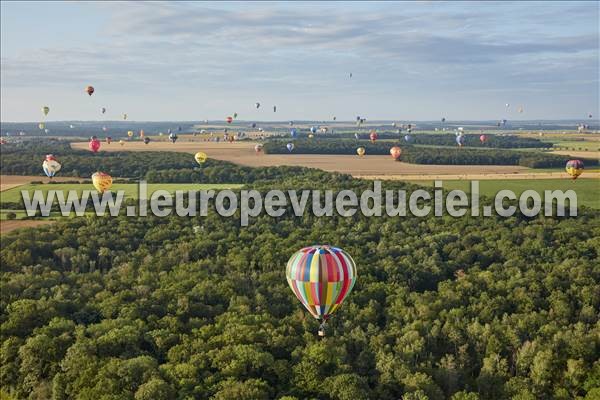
[
  {"left": 479, "top": 134, "right": 487, "bottom": 144},
  {"left": 178, "top": 126, "right": 182, "bottom": 131},
  {"left": 333, "top": 116, "right": 337, "bottom": 121},
  {"left": 119, "top": 140, "right": 125, "bottom": 146},
  {"left": 102, "top": 126, "right": 108, "bottom": 132},
  {"left": 254, "top": 144, "right": 263, "bottom": 153},
  {"left": 127, "top": 131, "right": 133, "bottom": 139},
  {"left": 233, "top": 113, "right": 238, "bottom": 119},
  {"left": 106, "top": 136, "right": 112, "bottom": 144},
  {"left": 42, "top": 154, "right": 61, "bottom": 178},
  {"left": 85, "top": 86, "right": 95, "bottom": 96},
  {"left": 310, "top": 126, "right": 317, "bottom": 134},
  {"left": 123, "top": 113, "right": 128, "bottom": 120},
  {"left": 226, "top": 116, "right": 233, "bottom": 124},
  {"left": 169, "top": 133, "right": 178, "bottom": 143},
  {"left": 251, "top": 123, "right": 257, "bottom": 128},
  {"left": 38, "top": 123, "right": 45, "bottom": 130},
  {"left": 589, "top": 114, "right": 593, "bottom": 118},
  {"left": 369, "top": 131, "right": 378, "bottom": 143},
  {"left": 565, "top": 160, "right": 584, "bottom": 180},
  {"left": 354, "top": 133, "right": 360, "bottom": 140},
  {"left": 92, "top": 172, "right": 112, "bottom": 193},
  {"left": 143, "top": 137, "right": 150, "bottom": 145},
  {"left": 441, "top": 117, "right": 446, "bottom": 122},
  {"left": 44, "top": 129, "right": 49, "bottom": 134},
  {"left": 404, "top": 134, "right": 412, "bottom": 142},
  {"left": 286, "top": 245, "right": 357, "bottom": 336},
  {"left": 139, "top": 130, "right": 145, "bottom": 138},
  {"left": 255, "top": 102, "right": 260, "bottom": 109},
  {"left": 89, "top": 136, "right": 101, "bottom": 152},
  {"left": 357, "top": 147, "right": 366, "bottom": 157},
  {"left": 390, "top": 146, "right": 402, "bottom": 160},
  {"left": 101, "top": 107, "right": 106, "bottom": 114},
  {"left": 290, "top": 129, "right": 298, "bottom": 138},
  {"left": 42, "top": 106, "right": 50, "bottom": 116},
  {"left": 273, "top": 105, "right": 277, "bottom": 112},
  {"left": 505, "top": 103, "right": 510, "bottom": 108},
  {"left": 456, "top": 135, "right": 465, "bottom": 147},
  {"left": 286, "top": 143, "right": 294, "bottom": 152},
  {"left": 289, "top": 121, "right": 294, "bottom": 126},
  {"left": 350, "top": 72, "right": 353, "bottom": 78},
  {"left": 195, "top": 152, "right": 207, "bottom": 164},
  {"left": 69, "top": 124, "right": 75, "bottom": 129}
]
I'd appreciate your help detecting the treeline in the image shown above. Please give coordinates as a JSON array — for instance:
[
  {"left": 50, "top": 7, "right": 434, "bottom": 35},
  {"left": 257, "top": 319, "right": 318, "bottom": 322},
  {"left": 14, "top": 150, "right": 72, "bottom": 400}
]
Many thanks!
[
  {"left": 270, "top": 133, "right": 550, "bottom": 148},
  {"left": 263, "top": 140, "right": 596, "bottom": 168},
  {"left": 1, "top": 170, "right": 599, "bottom": 399}
]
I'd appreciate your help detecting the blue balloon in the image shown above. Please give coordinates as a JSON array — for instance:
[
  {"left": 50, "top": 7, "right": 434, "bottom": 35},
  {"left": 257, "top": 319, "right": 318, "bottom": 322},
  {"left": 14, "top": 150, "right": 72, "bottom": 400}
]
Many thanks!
[
  {"left": 404, "top": 134, "right": 412, "bottom": 142},
  {"left": 286, "top": 143, "right": 294, "bottom": 152},
  {"left": 456, "top": 135, "right": 465, "bottom": 146},
  {"left": 291, "top": 129, "right": 297, "bottom": 138}
]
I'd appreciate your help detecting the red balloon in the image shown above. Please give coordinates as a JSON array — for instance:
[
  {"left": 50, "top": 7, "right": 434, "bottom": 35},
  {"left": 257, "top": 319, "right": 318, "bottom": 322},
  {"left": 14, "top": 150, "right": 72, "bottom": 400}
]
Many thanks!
[
  {"left": 226, "top": 116, "right": 233, "bottom": 123},
  {"left": 369, "top": 131, "right": 378, "bottom": 143},
  {"left": 390, "top": 146, "right": 402, "bottom": 160},
  {"left": 480, "top": 134, "right": 487, "bottom": 143},
  {"left": 89, "top": 138, "right": 101, "bottom": 153},
  {"left": 86, "top": 85, "right": 94, "bottom": 96}
]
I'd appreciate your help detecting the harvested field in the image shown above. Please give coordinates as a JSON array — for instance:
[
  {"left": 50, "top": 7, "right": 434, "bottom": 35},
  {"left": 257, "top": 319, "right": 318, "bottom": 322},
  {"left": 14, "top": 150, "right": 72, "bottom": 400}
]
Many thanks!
[
  {"left": 0, "top": 220, "right": 54, "bottom": 235},
  {"left": 72, "top": 141, "right": 534, "bottom": 177}
]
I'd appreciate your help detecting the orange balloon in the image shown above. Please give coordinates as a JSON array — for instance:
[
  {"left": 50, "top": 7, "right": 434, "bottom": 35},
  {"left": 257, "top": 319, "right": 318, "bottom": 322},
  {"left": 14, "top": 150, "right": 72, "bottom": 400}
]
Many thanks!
[{"left": 390, "top": 146, "right": 402, "bottom": 160}]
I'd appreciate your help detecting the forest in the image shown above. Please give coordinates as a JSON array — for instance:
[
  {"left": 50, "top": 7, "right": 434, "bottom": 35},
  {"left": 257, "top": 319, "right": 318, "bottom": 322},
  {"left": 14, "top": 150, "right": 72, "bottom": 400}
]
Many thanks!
[{"left": 1, "top": 155, "right": 599, "bottom": 399}]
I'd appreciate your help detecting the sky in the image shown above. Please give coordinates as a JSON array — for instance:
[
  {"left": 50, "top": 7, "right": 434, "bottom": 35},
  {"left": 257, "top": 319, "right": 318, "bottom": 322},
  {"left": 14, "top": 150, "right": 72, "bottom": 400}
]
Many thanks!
[{"left": 1, "top": 1, "right": 598, "bottom": 122}]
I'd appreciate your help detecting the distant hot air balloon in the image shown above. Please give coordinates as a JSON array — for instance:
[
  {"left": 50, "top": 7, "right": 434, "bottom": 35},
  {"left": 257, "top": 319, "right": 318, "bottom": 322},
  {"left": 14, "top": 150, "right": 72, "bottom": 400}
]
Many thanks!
[
  {"left": 44, "top": 129, "right": 49, "bottom": 134},
  {"left": 286, "top": 245, "right": 357, "bottom": 336},
  {"left": 169, "top": 133, "right": 178, "bottom": 143},
  {"left": 310, "top": 126, "right": 317, "bottom": 134},
  {"left": 226, "top": 116, "right": 233, "bottom": 124},
  {"left": 92, "top": 172, "right": 112, "bottom": 193},
  {"left": 39, "top": 123, "right": 45, "bottom": 130},
  {"left": 139, "top": 130, "right": 145, "bottom": 138},
  {"left": 289, "top": 121, "right": 294, "bottom": 126},
  {"left": 369, "top": 131, "right": 378, "bottom": 143},
  {"left": 42, "top": 106, "right": 50, "bottom": 116},
  {"left": 308, "top": 134, "right": 314, "bottom": 139},
  {"left": 233, "top": 112, "right": 238, "bottom": 119},
  {"left": 255, "top": 102, "right": 260, "bottom": 109},
  {"left": 479, "top": 134, "right": 487, "bottom": 144},
  {"left": 119, "top": 140, "right": 125, "bottom": 146},
  {"left": 404, "top": 134, "right": 412, "bottom": 142},
  {"left": 286, "top": 143, "right": 294, "bottom": 152},
  {"left": 588, "top": 113, "right": 593, "bottom": 118},
  {"left": 42, "top": 154, "right": 61, "bottom": 178},
  {"left": 273, "top": 105, "right": 277, "bottom": 112},
  {"left": 354, "top": 133, "right": 360, "bottom": 140},
  {"left": 86, "top": 86, "right": 95, "bottom": 96},
  {"left": 390, "top": 146, "right": 402, "bottom": 160},
  {"left": 123, "top": 113, "right": 128, "bottom": 120},
  {"left": 143, "top": 137, "right": 150, "bottom": 145},
  {"left": 456, "top": 135, "right": 465, "bottom": 147},
  {"left": 565, "top": 160, "right": 584, "bottom": 180},
  {"left": 89, "top": 136, "right": 101, "bottom": 152},
  {"left": 106, "top": 136, "right": 112, "bottom": 144},
  {"left": 101, "top": 107, "right": 106, "bottom": 114},
  {"left": 505, "top": 103, "right": 510, "bottom": 108},
  {"left": 254, "top": 144, "right": 263, "bottom": 153},
  {"left": 251, "top": 123, "right": 257, "bottom": 129},
  {"left": 69, "top": 124, "right": 75, "bottom": 129},
  {"left": 195, "top": 152, "right": 207, "bottom": 164},
  {"left": 291, "top": 129, "right": 298, "bottom": 138},
  {"left": 441, "top": 117, "right": 446, "bottom": 123},
  {"left": 357, "top": 147, "right": 366, "bottom": 157},
  {"left": 102, "top": 126, "right": 108, "bottom": 132},
  {"left": 127, "top": 131, "right": 133, "bottom": 139},
  {"left": 350, "top": 72, "right": 353, "bottom": 78},
  {"left": 333, "top": 116, "right": 337, "bottom": 121}
]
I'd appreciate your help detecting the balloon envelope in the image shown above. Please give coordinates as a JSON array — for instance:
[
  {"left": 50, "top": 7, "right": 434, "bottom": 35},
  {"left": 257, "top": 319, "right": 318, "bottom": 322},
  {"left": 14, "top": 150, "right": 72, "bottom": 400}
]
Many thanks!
[
  {"left": 86, "top": 85, "right": 95, "bottom": 96},
  {"left": 390, "top": 146, "right": 402, "bottom": 160},
  {"left": 42, "top": 155, "right": 61, "bottom": 178},
  {"left": 195, "top": 152, "right": 208, "bottom": 164},
  {"left": 89, "top": 138, "right": 101, "bottom": 153},
  {"left": 286, "top": 143, "right": 294, "bottom": 152},
  {"left": 357, "top": 147, "right": 366, "bottom": 156},
  {"left": 254, "top": 144, "right": 263, "bottom": 153},
  {"left": 286, "top": 245, "right": 357, "bottom": 320},
  {"left": 566, "top": 160, "right": 584, "bottom": 180},
  {"left": 92, "top": 172, "right": 112, "bottom": 193}
]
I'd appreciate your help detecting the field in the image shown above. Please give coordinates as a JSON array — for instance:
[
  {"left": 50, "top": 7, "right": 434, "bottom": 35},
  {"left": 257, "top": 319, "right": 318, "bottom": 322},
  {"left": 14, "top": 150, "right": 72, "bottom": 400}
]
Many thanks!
[
  {"left": 410, "top": 178, "right": 600, "bottom": 209},
  {"left": 70, "top": 140, "right": 600, "bottom": 179},
  {"left": 0, "top": 175, "right": 84, "bottom": 191},
  {"left": 0, "top": 219, "right": 54, "bottom": 234}
]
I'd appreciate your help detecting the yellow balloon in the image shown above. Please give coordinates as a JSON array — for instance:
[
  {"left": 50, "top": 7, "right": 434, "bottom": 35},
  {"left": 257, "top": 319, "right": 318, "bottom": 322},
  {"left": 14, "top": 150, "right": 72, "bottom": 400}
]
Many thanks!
[
  {"left": 356, "top": 147, "right": 366, "bottom": 156},
  {"left": 38, "top": 123, "right": 45, "bottom": 130},
  {"left": 42, "top": 106, "right": 49, "bottom": 116},
  {"left": 92, "top": 172, "right": 113, "bottom": 193},
  {"left": 127, "top": 131, "right": 133, "bottom": 137},
  {"left": 194, "top": 152, "right": 208, "bottom": 164},
  {"left": 119, "top": 140, "right": 125, "bottom": 146}
]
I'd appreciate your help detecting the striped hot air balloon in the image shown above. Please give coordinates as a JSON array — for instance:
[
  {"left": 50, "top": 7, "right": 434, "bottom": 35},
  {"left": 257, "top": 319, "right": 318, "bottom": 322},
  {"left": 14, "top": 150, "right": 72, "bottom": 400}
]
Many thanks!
[
  {"left": 565, "top": 159, "right": 584, "bottom": 180},
  {"left": 286, "top": 245, "right": 357, "bottom": 336}
]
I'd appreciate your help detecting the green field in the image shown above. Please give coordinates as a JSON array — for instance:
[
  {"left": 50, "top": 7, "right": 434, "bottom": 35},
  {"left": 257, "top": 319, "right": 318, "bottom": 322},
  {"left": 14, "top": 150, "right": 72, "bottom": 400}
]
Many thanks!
[
  {"left": 411, "top": 179, "right": 600, "bottom": 209},
  {"left": 0, "top": 183, "right": 244, "bottom": 204}
]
